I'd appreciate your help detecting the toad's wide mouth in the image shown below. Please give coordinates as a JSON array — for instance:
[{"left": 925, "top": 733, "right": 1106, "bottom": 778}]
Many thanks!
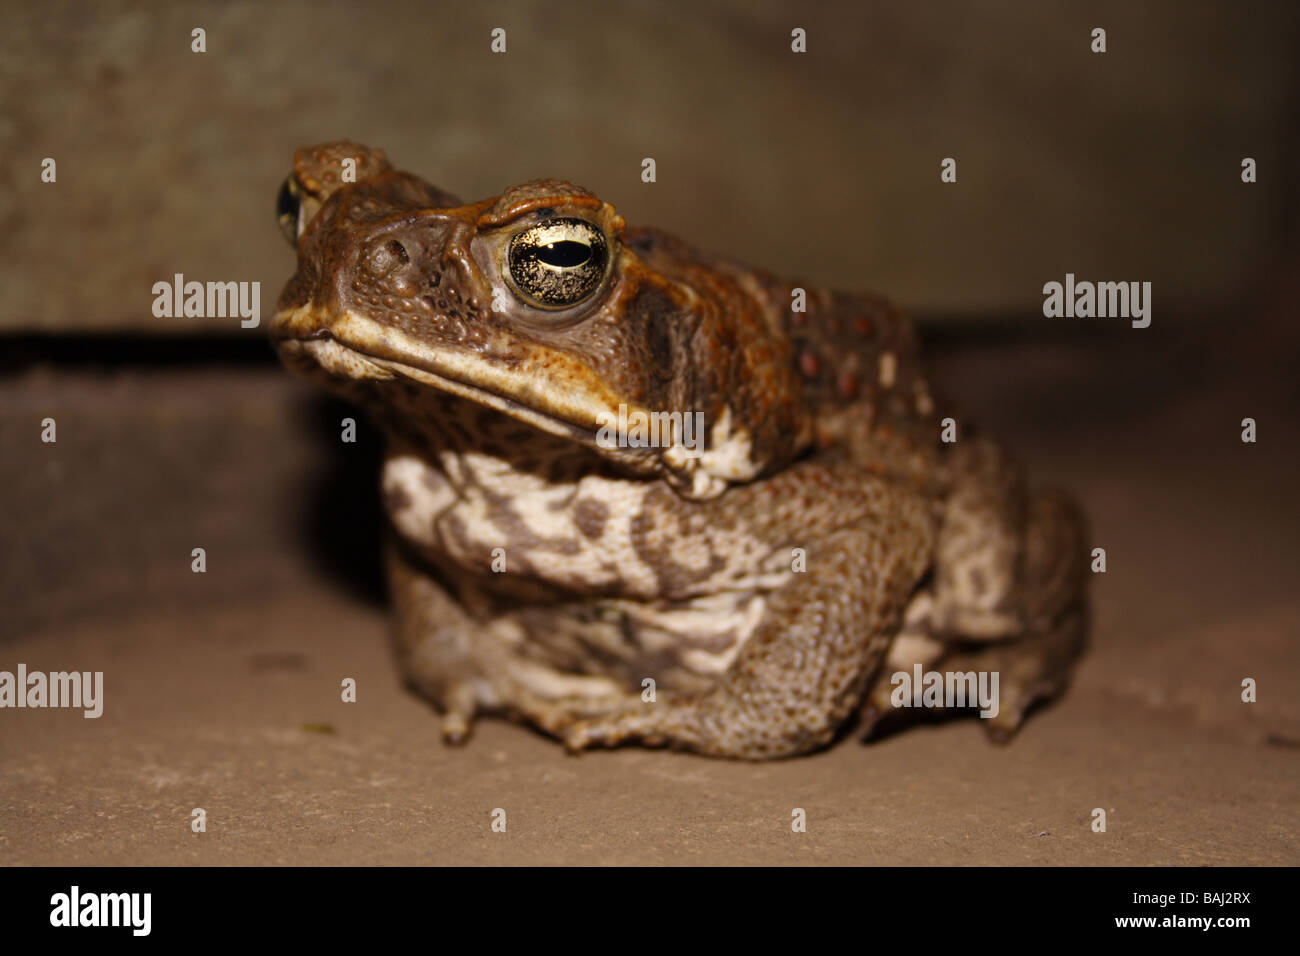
[{"left": 270, "top": 305, "right": 667, "bottom": 470}]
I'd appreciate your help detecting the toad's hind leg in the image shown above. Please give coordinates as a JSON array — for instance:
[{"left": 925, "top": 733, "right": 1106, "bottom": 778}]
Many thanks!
[
  {"left": 563, "top": 490, "right": 935, "bottom": 759},
  {"left": 947, "top": 485, "right": 1089, "bottom": 738},
  {"left": 862, "top": 439, "right": 1089, "bottom": 739}
]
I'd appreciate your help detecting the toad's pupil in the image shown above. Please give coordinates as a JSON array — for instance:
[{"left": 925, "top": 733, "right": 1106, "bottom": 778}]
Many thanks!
[{"left": 536, "top": 240, "right": 590, "bottom": 268}]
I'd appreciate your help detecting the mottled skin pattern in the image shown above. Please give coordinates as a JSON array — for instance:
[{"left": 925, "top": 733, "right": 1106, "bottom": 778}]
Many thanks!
[{"left": 271, "top": 141, "right": 1089, "bottom": 759}]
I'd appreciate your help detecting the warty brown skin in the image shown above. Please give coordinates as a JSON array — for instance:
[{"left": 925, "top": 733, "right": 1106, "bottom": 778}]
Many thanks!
[{"left": 271, "top": 141, "right": 1089, "bottom": 759}]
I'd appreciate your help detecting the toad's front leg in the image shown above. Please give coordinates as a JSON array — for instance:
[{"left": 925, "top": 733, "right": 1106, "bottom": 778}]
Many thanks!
[
  {"left": 390, "top": 537, "right": 640, "bottom": 743},
  {"left": 563, "top": 494, "right": 935, "bottom": 759}
]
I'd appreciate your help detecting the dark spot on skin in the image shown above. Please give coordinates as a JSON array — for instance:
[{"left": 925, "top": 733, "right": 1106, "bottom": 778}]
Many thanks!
[
  {"left": 644, "top": 307, "right": 674, "bottom": 375},
  {"left": 384, "top": 482, "right": 412, "bottom": 514},
  {"left": 440, "top": 512, "right": 472, "bottom": 554},
  {"left": 629, "top": 489, "right": 728, "bottom": 593},
  {"left": 854, "top": 315, "right": 874, "bottom": 335},
  {"left": 421, "top": 469, "right": 446, "bottom": 494},
  {"left": 573, "top": 498, "right": 609, "bottom": 539},
  {"left": 535, "top": 206, "right": 557, "bottom": 219},
  {"left": 474, "top": 480, "right": 583, "bottom": 557},
  {"left": 838, "top": 370, "right": 859, "bottom": 400},
  {"left": 799, "top": 351, "right": 821, "bottom": 378}
]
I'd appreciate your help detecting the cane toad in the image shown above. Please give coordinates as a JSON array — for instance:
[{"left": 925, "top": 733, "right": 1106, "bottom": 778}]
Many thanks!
[{"left": 271, "top": 141, "right": 1089, "bottom": 759}]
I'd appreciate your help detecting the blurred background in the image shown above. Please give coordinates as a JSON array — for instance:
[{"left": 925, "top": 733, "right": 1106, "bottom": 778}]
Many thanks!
[
  {"left": 2, "top": 0, "right": 1297, "bottom": 865},
  {"left": 1, "top": 0, "right": 1297, "bottom": 329}
]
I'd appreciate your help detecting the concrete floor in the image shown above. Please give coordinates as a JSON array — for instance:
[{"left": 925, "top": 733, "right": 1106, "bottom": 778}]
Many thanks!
[{"left": 2, "top": 315, "right": 1297, "bottom": 865}]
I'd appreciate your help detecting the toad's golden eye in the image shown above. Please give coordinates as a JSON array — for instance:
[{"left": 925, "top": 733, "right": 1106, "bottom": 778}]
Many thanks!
[{"left": 506, "top": 218, "right": 608, "bottom": 309}]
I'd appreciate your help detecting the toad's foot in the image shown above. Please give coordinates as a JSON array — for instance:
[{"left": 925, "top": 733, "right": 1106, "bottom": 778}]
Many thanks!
[{"left": 938, "top": 601, "right": 1088, "bottom": 741}]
